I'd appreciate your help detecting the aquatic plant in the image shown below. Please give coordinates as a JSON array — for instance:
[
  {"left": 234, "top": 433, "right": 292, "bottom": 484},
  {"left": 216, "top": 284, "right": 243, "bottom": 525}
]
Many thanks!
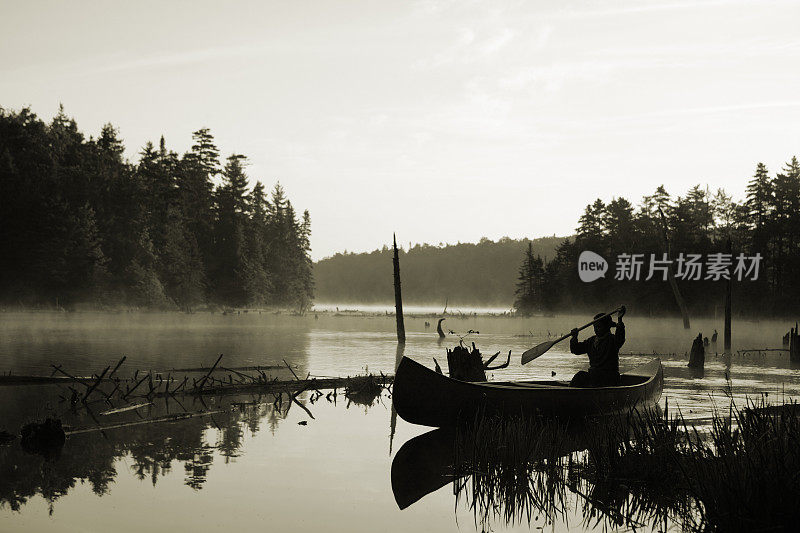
[
  {"left": 453, "top": 414, "right": 575, "bottom": 528},
  {"left": 344, "top": 373, "right": 386, "bottom": 407},
  {"left": 681, "top": 399, "right": 800, "bottom": 531},
  {"left": 446, "top": 397, "right": 800, "bottom": 531}
]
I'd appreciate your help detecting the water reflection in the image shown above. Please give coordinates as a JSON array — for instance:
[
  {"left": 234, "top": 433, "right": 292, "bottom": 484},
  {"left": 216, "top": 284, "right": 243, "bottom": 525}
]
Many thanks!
[
  {"left": 3, "top": 312, "right": 800, "bottom": 530},
  {"left": 391, "top": 417, "right": 695, "bottom": 531},
  {"left": 0, "top": 391, "right": 314, "bottom": 513}
]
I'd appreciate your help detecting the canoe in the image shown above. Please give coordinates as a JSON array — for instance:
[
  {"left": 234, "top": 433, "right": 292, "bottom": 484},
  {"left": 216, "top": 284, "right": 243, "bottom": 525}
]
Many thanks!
[{"left": 392, "top": 357, "right": 663, "bottom": 427}]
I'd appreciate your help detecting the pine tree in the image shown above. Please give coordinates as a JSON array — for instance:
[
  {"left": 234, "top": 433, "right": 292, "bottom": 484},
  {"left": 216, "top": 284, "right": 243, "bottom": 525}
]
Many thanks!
[
  {"left": 577, "top": 199, "right": 606, "bottom": 244},
  {"left": 772, "top": 157, "right": 800, "bottom": 302},
  {"left": 240, "top": 182, "right": 271, "bottom": 305},
  {"left": 190, "top": 128, "right": 220, "bottom": 176},
  {"left": 745, "top": 163, "right": 773, "bottom": 233},
  {"left": 604, "top": 197, "right": 636, "bottom": 251},
  {"left": 212, "top": 154, "right": 250, "bottom": 305},
  {"left": 295, "top": 209, "right": 314, "bottom": 312},
  {"left": 514, "top": 242, "right": 544, "bottom": 316},
  {"left": 159, "top": 205, "right": 205, "bottom": 309},
  {"left": 744, "top": 163, "right": 774, "bottom": 287},
  {"left": 45, "top": 202, "right": 109, "bottom": 304},
  {"left": 177, "top": 128, "right": 219, "bottom": 281}
]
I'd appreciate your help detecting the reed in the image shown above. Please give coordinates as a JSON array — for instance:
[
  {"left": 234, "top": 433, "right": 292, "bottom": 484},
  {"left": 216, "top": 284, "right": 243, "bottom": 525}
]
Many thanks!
[
  {"left": 448, "top": 397, "right": 800, "bottom": 531},
  {"left": 681, "top": 398, "right": 800, "bottom": 531},
  {"left": 453, "top": 413, "right": 575, "bottom": 528}
]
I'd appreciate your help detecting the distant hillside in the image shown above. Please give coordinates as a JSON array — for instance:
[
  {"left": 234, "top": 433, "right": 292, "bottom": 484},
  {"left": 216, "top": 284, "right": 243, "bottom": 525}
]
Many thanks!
[{"left": 313, "top": 236, "right": 567, "bottom": 306}]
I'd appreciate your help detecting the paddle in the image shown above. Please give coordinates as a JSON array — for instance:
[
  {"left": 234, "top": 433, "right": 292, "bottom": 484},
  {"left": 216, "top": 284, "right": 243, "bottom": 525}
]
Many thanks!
[{"left": 521, "top": 307, "right": 623, "bottom": 365}]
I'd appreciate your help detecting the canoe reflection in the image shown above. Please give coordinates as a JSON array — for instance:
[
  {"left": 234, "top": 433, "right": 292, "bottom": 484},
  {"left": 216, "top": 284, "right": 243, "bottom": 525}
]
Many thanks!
[
  {"left": 391, "top": 415, "right": 694, "bottom": 530},
  {"left": 391, "top": 427, "right": 458, "bottom": 510}
]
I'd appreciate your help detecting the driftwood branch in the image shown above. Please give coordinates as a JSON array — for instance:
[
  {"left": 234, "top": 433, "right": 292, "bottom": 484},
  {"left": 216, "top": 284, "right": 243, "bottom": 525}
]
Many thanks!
[
  {"left": 483, "top": 351, "right": 502, "bottom": 368},
  {"left": 122, "top": 372, "right": 150, "bottom": 400},
  {"left": 195, "top": 353, "right": 223, "bottom": 390},
  {"left": 83, "top": 366, "right": 110, "bottom": 403},
  {"left": 485, "top": 350, "right": 512, "bottom": 371}
]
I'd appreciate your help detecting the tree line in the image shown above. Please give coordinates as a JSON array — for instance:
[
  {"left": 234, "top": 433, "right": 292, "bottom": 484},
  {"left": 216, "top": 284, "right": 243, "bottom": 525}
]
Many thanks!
[
  {"left": 314, "top": 237, "right": 564, "bottom": 307},
  {"left": 514, "top": 157, "right": 800, "bottom": 317},
  {"left": 0, "top": 106, "right": 313, "bottom": 311}
]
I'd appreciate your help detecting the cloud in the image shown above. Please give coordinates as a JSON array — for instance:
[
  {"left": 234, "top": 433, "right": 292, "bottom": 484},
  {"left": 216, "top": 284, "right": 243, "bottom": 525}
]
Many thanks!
[
  {"left": 93, "top": 43, "right": 277, "bottom": 74},
  {"left": 555, "top": 0, "right": 784, "bottom": 18}
]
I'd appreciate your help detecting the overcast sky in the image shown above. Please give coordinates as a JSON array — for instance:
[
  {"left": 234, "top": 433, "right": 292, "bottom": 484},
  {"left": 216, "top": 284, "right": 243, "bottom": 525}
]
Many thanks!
[{"left": 3, "top": 0, "right": 800, "bottom": 260}]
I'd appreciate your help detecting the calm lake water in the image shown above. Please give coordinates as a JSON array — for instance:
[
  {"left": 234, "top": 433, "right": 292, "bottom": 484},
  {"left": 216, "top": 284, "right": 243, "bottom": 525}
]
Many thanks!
[{"left": 0, "top": 310, "right": 798, "bottom": 531}]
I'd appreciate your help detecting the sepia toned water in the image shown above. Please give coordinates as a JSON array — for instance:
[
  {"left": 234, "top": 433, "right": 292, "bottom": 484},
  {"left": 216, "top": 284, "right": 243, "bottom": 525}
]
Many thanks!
[{"left": 0, "top": 310, "right": 798, "bottom": 532}]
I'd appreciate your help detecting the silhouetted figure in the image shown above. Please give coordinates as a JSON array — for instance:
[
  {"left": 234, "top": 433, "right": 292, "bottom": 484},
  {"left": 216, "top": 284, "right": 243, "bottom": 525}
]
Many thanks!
[
  {"left": 711, "top": 330, "right": 718, "bottom": 344},
  {"left": 689, "top": 333, "right": 705, "bottom": 368},
  {"left": 703, "top": 336, "right": 709, "bottom": 348},
  {"left": 437, "top": 318, "right": 446, "bottom": 338},
  {"left": 569, "top": 306, "right": 626, "bottom": 387}
]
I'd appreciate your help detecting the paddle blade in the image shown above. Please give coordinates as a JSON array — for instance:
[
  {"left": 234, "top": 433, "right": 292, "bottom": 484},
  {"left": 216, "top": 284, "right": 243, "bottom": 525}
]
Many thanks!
[{"left": 521, "top": 340, "right": 557, "bottom": 365}]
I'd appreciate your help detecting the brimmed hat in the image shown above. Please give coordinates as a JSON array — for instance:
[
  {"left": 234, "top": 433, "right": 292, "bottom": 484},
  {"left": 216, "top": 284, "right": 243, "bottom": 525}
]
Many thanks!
[{"left": 593, "top": 312, "right": 617, "bottom": 327}]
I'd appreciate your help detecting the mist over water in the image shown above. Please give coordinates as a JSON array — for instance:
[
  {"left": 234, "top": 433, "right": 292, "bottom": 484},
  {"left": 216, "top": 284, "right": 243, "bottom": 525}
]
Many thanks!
[
  {"left": 2, "top": 308, "right": 798, "bottom": 415},
  {"left": 1, "top": 309, "right": 799, "bottom": 531}
]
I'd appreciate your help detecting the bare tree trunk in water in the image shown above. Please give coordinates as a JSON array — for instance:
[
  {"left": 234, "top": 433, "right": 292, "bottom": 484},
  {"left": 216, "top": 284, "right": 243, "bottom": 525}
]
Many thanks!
[
  {"left": 393, "top": 234, "right": 405, "bottom": 344},
  {"left": 658, "top": 208, "right": 691, "bottom": 329},
  {"left": 724, "top": 238, "right": 732, "bottom": 353}
]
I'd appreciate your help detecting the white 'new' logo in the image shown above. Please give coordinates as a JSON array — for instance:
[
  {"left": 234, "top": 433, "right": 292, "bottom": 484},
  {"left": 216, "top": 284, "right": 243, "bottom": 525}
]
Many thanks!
[{"left": 578, "top": 251, "right": 608, "bottom": 282}]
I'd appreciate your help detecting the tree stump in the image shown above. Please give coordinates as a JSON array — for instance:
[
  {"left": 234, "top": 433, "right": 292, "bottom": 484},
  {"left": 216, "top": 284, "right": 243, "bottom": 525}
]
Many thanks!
[
  {"left": 688, "top": 333, "right": 705, "bottom": 368},
  {"left": 790, "top": 325, "right": 800, "bottom": 362},
  {"left": 447, "top": 343, "right": 487, "bottom": 382}
]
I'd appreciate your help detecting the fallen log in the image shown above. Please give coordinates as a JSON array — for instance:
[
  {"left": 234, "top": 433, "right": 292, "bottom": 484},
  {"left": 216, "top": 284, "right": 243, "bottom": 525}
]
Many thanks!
[
  {"left": 165, "top": 364, "right": 289, "bottom": 373},
  {"left": 100, "top": 402, "right": 153, "bottom": 416},
  {"left": 65, "top": 409, "right": 230, "bottom": 436},
  {"left": 0, "top": 375, "right": 117, "bottom": 386},
  {"left": 178, "top": 374, "right": 394, "bottom": 398},
  {"left": 736, "top": 348, "right": 790, "bottom": 356}
]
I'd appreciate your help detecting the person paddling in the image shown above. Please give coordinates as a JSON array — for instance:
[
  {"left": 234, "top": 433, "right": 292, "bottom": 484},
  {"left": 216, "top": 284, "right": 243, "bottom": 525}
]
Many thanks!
[{"left": 569, "top": 306, "right": 626, "bottom": 387}]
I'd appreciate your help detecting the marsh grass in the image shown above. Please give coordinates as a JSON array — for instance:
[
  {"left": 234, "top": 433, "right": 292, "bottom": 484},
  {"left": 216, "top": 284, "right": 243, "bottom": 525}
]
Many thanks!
[
  {"left": 682, "top": 399, "right": 800, "bottom": 531},
  {"left": 343, "top": 373, "right": 385, "bottom": 407},
  {"left": 449, "top": 397, "right": 800, "bottom": 531},
  {"left": 453, "top": 413, "right": 575, "bottom": 528}
]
